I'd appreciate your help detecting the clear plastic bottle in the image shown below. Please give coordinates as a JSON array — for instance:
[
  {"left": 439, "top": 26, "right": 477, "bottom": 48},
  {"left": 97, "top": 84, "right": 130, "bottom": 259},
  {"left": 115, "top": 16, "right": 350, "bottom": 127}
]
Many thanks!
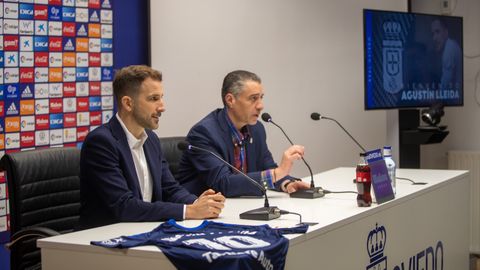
[
  {"left": 383, "top": 146, "right": 396, "bottom": 194},
  {"left": 356, "top": 153, "right": 372, "bottom": 207}
]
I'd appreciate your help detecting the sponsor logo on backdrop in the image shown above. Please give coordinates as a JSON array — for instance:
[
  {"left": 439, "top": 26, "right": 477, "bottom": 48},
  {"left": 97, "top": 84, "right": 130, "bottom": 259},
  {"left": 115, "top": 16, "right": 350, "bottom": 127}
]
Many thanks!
[
  {"left": 5, "top": 133, "right": 21, "bottom": 149},
  {"left": 34, "top": 36, "right": 49, "bottom": 51},
  {"left": 19, "top": 4, "right": 35, "bottom": 20},
  {"left": 63, "top": 83, "right": 76, "bottom": 97},
  {"left": 4, "top": 36, "right": 20, "bottom": 51},
  {"left": 76, "top": 37, "right": 89, "bottom": 51},
  {"left": 63, "top": 67, "right": 76, "bottom": 82},
  {"left": 20, "top": 99, "right": 35, "bottom": 115},
  {"left": 101, "top": 38, "right": 112, "bottom": 52},
  {"left": 20, "top": 84, "right": 34, "bottom": 99},
  {"left": 77, "top": 111, "right": 90, "bottom": 126},
  {"left": 20, "top": 36, "right": 33, "bottom": 51},
  {"left": 34, "top": 52, "right": 49, "bottom": 66},
  {"left": 35, "top": 20, "right": 48, "bottom": 35},
  {"left": 48, "top": 21, "right": 63, "bottom": 36},
  {"left": 35, "top": 130, "right": 50, "bottom": 146},
  {"left": 49, "top": 6, "right": 62, "bottom": 21},
  {"left": 76, "top": 8, "right": 89, "bottom": 23},
  {"left": 100, "top": 9, "right": 112, "bottom": 24},
  {"left": 102, "top": 0, "right": 112, "bottom": 9},
  {"left": 76, "top": 0, "right": 89, "bottom": 8},
  {"left": 89, "top": 10, "right": 100, "bottom": 23},
  {"left": 21, "top": 115, "right": 35, "bottom": 131},
  {"left": 63, "top": 52, "right": 76, "bottom": 66},
  {"left": 49, "top": 52, "right": 63, "bottom": 67},
  {"left": 34, "top": 5, "right": 49, "bottom": 20},
  {"left": 35, "top": 84, "right": 49, "bottom": 99},
  {"left": 50, "top": 129, "right": 64, "bottom": 145},
  {"left": 101, "top": 52, "right": 113, "bottom": 66},
  {"left": 64, "top": 113, "right": 77, "bottom": 127},
  {"left": 90, "top": 111, "right": 102, "bottom": 125},
  {"left": 49, "top": 98, "right": 63, "bottom": 113},
  {"left": 63, "top": 97, "right": 77, "bottom": 112},
  {"left": 102, "top": 110, "right": 113, "bottom": 123},
  {"left": 64, "top": 127, "right": 77, "bottom": 142},
  {"left": 76, "top": 52, "right": 89, "bottom": 67},
  {"left": 35, "top": 99, "right": 49, "bottom": 115},
  {"left": 20, "top": 67, "right": 34, "bottom": 83},
  {"left": 77, "top": 23, "right": 88, "bottom": 36},
  {"left": 4, "top": 3, "right": 20, "bottom": 19},
  {"left": 49, "top": 37, "right": 62, "bottom": 51},
  {"left": 76, "top": 82, "right": 89, "bottom": 96},
  {"left": 89, "top": 82, "right": 101, "bottom": 96},
  {"left": 5, "top": 52, "right": 18, "bottom": 67},
  {"left": 89, "top": 96, "right": 101, "bottom": 111},
  {"left": 4, "top": 19, "right": 20, "bottom": 35},
  {"left": 77, "top": 126, "right": 89, "bottom": 141},
  {"left": 5, "top": 68, "right": 20, "bottom": 83},
  {"left": 63, "top": 22, "right": 76, "bottom": 36},
  {"left": 6, "top": 84, "right": 19, "bottom": 100},
  {"left": 35, "top": 115, "right": 50, "bottom": 130},
  {"left": 6, "top": 100, "right": 20, "bottom": 116},
  {"left": 89, "top": 0, "right": 101, "bottom": 9},
  {"left": 49, "top": 83, "right": 63, "bottom": 98},
  {"left": 34, "top": 67, "right": 49, "bottom": 82},
  {"left": 101, "top": 24, "right": 112, "bottom": 38},
  {"left": 49, "top": 67, "right": 63, "bottom": 82},
  {"left": 89, "top": 53, "right": 100, "bottom": 66},
  {"left": 64, "top": 0, "right": 76, "bottom": 6},
  {"left": 50, "top": 113, "right": 64, "bottom": 129},
  {"left": 89, "top": 38, "right": 101, "bottom": 52},
  {"left": 19, "top": 20, "right": 35, "bottom": 35},
  {"left": 76, "top": 67, "right": 89, "bottom": 82},
  {"left": 6, "top": 117, "right": 21, "bottom": 133},
  {"left": 21, "top": 131, "right": 35, "bottom": 148},
  {"left": 20, "top": 51, "right": 34, "bottom": 67},
  {"left": 62, "top": 6, "right": 75, "bottom": 21},
  {"left": 89, "top": 67, "right": 101, "bottom": 81},
  {"left": 77, "top": 97, "right": 89, "bottom": 112}
]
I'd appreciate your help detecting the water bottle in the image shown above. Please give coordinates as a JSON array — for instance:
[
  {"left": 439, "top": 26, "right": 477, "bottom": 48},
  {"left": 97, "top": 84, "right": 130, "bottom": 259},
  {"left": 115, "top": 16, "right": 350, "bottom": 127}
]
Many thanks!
[
  {"left": 383, "top": 146, "right": 396, "bottom": 194},
  {"left": 356, "top": 153, "right": 372, "bottom": 207}
]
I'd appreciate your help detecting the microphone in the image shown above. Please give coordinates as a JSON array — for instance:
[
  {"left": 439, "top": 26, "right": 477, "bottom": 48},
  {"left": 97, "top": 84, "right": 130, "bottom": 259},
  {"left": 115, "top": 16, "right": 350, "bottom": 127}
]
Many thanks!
[
  {"left": 178, "top": 141, "right": 282, "bottom": 221},
  {"left": 310, "top": 112, "right": 366, "bottom": 153},
  {"left": 261, "top": 113, "right": 324, "bottom": 199}
]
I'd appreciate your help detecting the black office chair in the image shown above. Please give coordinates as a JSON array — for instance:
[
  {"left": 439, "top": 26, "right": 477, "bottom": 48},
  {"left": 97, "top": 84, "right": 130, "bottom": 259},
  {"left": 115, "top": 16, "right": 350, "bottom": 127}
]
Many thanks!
[
  {"left": 0, "top": 147, "right": 81, "bottom": 270},
  {"left": 159, "top": 136, "right": 186, "bottom": 180}
]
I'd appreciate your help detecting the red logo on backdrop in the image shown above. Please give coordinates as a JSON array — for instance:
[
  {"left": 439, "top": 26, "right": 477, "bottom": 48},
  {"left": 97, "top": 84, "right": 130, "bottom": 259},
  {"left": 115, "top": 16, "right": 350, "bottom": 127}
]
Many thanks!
[
  {"left": 89, "top": 0, "right": 101, "bottom": 8},
  {"left": 35, "top": 115, "right": 50, "bottom": 130},
  {"left": 0, "top": 101, "right": 4, "bottom": 117},
  {"left": 77, "top": 97, "right": 89, "bottom": 112},
  {"left": 49, "top": 0, "right": 62, "bottom": 5},
  {"left": 63, "top": 22, "right": 76, "bottom": 37},
  {"left": 49, "top": 98, "right": 63, "bottom": 114},
  {"left": 34, "top": 52, "right": 49, "bottom": 67},
  {"left": 4, "top": 36, "right": 20, "bottom": 51},
  {"left": 20, "top": 68, "right": 35, "bottom": 83},
  {"left": 89, "top": 53, "right": 101, "bottom": 66},
  {"left": 90, "top": 111, "right": 102, "bottom": 125},
  {"left": 63, "top": 83, "right": 76, "bottom": 97},
  {"left": 21, "top": 132, "right": 36, "bottom": 148},
  {"left": 64, "top": 113, "right": 77, "bottom": 127},
  {"left": 77, "top": 127, "right": 89, "bottom": 142},
  {"left": 34, "top": 5, "right": 49, "bottom": 20},
  {"left": 49, "top": 37, "right": 63, "bottom": 51},
  {"left": 89, "top": 82, "right": 101, "bottom": 96}
]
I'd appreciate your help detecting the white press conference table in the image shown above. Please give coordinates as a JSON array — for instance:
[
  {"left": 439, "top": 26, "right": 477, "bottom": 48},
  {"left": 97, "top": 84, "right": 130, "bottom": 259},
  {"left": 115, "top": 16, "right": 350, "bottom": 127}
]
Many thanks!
[{"left": 38, "top": 167, "right": 470, "bottom": 269}]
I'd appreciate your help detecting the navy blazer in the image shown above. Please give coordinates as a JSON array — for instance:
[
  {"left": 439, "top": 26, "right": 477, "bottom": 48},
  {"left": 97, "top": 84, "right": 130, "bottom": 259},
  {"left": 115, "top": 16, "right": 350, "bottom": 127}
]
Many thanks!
[
  {"left": 79, "top": 116, "right": 197, "bottom": 230},
  {"left": 177, "top": 108, "right": 286, "bottom": 197}
]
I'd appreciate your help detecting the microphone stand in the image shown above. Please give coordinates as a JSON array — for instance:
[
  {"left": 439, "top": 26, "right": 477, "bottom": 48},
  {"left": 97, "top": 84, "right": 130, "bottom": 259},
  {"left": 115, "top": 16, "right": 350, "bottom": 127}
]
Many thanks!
[
  {"left": 184, "top": 144, "right": 282, "bottom": 220},
  {"left": 263, "top": 114, "right": 324, "bottom": 199}
]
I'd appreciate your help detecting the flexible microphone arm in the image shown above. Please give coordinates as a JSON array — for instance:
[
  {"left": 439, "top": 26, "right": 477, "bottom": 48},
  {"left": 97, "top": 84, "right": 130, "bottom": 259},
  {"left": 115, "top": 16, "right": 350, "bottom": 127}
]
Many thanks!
[
  {"left": 311, "top": 112, "right": 366, "bottom": 153},
  {"left": 177, "top": 142, "right": 270, "bottom": 207},
  {"left": 261, "top": 113, "right": 315, "bottom": 189}
]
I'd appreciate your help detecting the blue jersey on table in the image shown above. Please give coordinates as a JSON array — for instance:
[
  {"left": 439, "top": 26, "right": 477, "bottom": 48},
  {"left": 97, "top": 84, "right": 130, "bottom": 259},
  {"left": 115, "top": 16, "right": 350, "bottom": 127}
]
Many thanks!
[{"left": 92, "top": 220, "right": 308, "bottom": 270}]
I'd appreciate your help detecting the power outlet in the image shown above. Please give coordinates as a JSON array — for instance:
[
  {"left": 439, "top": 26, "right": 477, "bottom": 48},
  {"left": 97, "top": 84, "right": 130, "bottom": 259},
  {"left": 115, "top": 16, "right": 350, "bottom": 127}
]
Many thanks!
[{"left": 441, "top": 0, "right": 452, "bottom": 15}]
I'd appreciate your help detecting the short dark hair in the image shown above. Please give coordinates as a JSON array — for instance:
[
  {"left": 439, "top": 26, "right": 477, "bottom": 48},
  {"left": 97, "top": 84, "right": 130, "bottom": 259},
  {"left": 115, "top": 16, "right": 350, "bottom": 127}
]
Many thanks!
[
  {"left": 221, "top": 70, "right": 261, "bottom": 106},
  {"left": 113, "top": 65, "right": 162, "bottom": 104}
]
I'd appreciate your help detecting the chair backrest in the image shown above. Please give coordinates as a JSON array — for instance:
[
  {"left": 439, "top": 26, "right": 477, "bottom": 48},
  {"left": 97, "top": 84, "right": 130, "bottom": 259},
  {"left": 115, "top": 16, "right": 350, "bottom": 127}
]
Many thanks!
[
  {"left": 1, "top": 147, "right": 81, "bottom": 269},
  {"left": 159, "top": 136, "right": 186, "bottom": 180}
]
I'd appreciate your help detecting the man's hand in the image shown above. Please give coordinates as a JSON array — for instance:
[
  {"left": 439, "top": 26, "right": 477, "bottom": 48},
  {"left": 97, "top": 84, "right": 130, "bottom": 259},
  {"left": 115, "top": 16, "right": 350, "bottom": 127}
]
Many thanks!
[
  {"left": 185, "top": 189, "right": 225, "bottom": 219},
  {"left": 282, "top": 180, "right": 311, "bottom": 193},
  {"left": 275, "top": 145, "right": 305, "bottom": 182}
]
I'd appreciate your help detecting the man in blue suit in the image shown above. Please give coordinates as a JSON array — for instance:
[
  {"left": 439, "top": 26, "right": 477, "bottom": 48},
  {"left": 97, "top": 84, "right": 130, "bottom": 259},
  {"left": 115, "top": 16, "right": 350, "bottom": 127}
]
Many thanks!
[
  {"left": 79, "top": 65, "right": 225, "bottom": 229},
  {"left": 177, "top": 70, "right": 310, "bottom": 197}
]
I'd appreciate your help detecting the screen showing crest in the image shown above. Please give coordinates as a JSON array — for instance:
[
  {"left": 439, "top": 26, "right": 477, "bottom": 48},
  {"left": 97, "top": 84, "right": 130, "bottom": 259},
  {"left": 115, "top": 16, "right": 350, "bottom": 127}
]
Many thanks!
[{"left": 364, "top": 9, "right": 463, "bottom": 110}]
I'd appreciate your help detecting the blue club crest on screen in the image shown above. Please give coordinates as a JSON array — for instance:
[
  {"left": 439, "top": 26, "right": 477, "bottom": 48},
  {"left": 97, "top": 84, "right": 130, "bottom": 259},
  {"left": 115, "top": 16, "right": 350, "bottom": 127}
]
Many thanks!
[
  {"left": 19, "top": 4, "right": 34, "bottom": 20},
  {"left": 366, "top": 223, "right": 387, "bottom": 270}
]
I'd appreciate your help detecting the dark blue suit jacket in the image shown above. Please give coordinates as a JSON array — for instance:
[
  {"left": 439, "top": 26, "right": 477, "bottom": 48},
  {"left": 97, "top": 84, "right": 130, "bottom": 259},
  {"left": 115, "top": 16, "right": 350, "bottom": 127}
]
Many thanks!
[
  {"left": 79, "top": 116, "right": 197, "bottom": 229},
  {"left": 177, "top": 108, "right": 286, "bottom": 197}
]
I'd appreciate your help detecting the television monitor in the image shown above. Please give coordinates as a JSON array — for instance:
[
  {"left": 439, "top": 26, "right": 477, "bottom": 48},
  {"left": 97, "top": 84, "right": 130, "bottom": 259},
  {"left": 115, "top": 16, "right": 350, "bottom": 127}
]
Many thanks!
[{"left": 364, "top": 9, "right": 463, "bottom": 110}]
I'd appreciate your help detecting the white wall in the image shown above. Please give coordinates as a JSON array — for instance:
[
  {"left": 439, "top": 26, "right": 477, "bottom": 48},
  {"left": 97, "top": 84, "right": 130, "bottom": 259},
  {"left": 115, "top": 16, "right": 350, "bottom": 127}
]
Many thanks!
[
  {"left": 150, "top": 0, "right": 407, "bottom": 177},
  {"left": 411, "top": 0, "right": 480, "bottom": 168}
]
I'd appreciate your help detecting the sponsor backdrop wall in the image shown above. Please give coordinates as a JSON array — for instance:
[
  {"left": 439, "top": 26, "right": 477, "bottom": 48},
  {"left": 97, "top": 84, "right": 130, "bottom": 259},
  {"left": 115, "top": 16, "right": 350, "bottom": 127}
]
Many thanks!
[{"left": 0, "top": 0, "right": 149, "bottom": 268}]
